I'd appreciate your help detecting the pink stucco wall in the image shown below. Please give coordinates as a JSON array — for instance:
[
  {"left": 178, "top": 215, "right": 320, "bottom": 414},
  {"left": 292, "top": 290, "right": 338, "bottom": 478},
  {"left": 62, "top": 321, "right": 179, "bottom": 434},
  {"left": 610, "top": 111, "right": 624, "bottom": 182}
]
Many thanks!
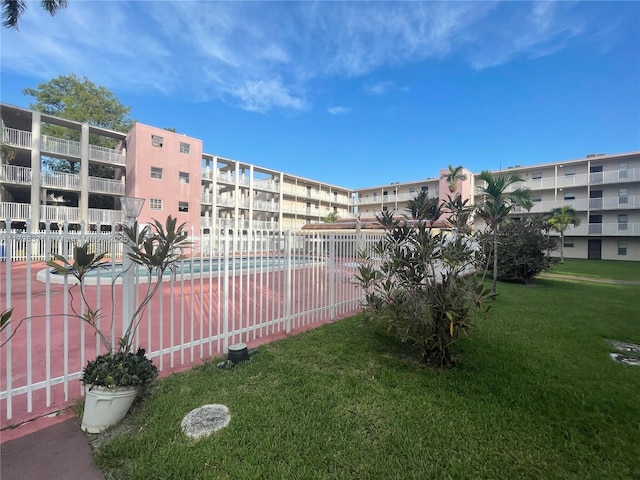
[
  {"left": 438, "top": 166, "right": 474, "bottom": 211},
  {"left": 125, "top": 123, "right": 203, "bottom": 231}
]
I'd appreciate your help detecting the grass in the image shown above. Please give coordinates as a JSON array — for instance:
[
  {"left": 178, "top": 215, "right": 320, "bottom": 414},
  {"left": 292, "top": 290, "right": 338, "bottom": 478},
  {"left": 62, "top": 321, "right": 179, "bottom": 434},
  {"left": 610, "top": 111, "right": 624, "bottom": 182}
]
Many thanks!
[
  {"left": 94, "top": 270, "right": 640, "bottom": 480},
  {"left": 548, "top": 258, "right": 640, "bottom": 282}
]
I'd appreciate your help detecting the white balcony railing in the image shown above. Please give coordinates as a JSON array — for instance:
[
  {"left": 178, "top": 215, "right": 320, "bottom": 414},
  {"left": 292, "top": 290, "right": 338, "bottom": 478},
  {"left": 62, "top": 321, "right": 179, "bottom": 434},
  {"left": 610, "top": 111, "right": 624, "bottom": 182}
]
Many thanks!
[
  {"left": 88, "top": 208, "right": 124, "bottom": 224},
  {"left": 0, "top": 164, "right": 32, "bottom": 184},
  {"left": 89, "top": 144, "right": 125, "bottom": 166},
  {"left": 216, "top": 196, "right": 235, "bottom": 207},
  {"left": 253, "top": 201, "right": 280, "bottom": 212},
  {"left": 1, "top": 202, "right": 30, "bottom": 220},
  {"left": 89, "top": 177, "right": 125, "bottom": 195},
  {"left": 2, "top": 126, "right": 32, "bottom": 148},
  {"left": 40, "top": 134, "right": 81, "bottom": 157},
  {"left": 38, "top": 205, "right": 81, "bottom": 223},
  {"left": 566, "top": 223, "right": 640, "bottom": 236},
  {"left": 254, "top": 179, "right": 280, "bottom": 193},
  {"left": 3, "top": 127, "right": 123, "bottom": 164},
  {"left": 41, "top": 171, "right": 81, "bottom": 190}
]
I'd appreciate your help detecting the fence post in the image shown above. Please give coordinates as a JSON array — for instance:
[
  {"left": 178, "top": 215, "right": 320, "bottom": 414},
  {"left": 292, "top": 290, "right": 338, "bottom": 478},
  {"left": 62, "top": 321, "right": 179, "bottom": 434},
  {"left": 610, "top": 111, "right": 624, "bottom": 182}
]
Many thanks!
[
  {"left": 222, "top": 229, "right": 230, "bottom": 353},
  {"left": 284, "top": 230, "right": 292, "bottom": 334},
  {"left": 329, "top": 232, "right": 336, "bottom": 319}
]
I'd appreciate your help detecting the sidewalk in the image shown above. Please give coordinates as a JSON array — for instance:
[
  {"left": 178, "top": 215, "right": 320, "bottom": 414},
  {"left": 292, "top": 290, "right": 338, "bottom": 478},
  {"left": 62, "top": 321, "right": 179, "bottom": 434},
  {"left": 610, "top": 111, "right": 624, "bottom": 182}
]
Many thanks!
[{"left": 0, "top": 410, "right": 104, "bottom": 480}]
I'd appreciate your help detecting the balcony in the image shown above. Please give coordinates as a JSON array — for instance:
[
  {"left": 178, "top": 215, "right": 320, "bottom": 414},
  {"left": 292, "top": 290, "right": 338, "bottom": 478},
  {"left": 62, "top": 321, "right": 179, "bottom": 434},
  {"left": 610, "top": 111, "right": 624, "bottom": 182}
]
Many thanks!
[
  {"left": 0, "top": 164, "right": 32, "bottom": 184},
  {"left": 88, "top": 177, "right": 125, "bottom": 195},
  {"left": 216, "top": 196, "right": 235, "bottom": 207},
  {"left": 254, "top": 179, "right": 280, "bottom": 193},
  {"left": 0, "top": 202, "right": 30, "bottom": 220},
  {"left": 2, "top": 127, "right": 125, "bottom": 166},
  {"left": 1, "top": 165, "right": 125, "bottom": 195},
  {"left": 566, "top": 223, "right": 640, "bottom": 236},
  {"left": 253, "top": 201, "right": 280, "bottom": 212},
  {"left": 2, "top": 126, "right": 32, "bottom": 148}
]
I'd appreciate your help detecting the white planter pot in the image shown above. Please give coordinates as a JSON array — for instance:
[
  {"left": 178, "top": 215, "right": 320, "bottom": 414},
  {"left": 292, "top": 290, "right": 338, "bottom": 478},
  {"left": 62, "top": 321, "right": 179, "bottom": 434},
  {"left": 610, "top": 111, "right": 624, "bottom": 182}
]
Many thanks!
[{"left": 81, "top": 385, "right": 138, "bottom": 433}]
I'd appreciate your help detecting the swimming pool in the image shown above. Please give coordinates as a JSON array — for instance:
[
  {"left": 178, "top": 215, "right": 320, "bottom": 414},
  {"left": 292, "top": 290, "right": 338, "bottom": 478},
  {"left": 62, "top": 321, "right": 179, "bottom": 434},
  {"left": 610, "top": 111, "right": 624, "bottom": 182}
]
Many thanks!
[{"left": 37, "top": 256, "right": 324, "bottom": 285}]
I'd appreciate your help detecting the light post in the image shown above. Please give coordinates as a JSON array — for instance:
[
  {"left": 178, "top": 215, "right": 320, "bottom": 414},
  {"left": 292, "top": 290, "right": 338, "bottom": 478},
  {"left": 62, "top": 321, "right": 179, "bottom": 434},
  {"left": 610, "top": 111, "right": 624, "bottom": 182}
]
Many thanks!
[{"left": 121, "top": 197, "right": 144, "bottom": 349}]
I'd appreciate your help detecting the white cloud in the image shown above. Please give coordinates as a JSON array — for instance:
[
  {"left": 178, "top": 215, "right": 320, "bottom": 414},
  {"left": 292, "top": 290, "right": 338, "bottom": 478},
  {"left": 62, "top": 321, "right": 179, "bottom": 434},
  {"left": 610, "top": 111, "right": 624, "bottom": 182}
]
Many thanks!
[
  {"left": 231, "top": 78, "right": 307, "bottom": 113},
  {"left": 0, "top": 1, "right": 613, "bottom": 113},
  {"left": 328, "top": 106, "right": 351, "bottom": 115},
  {"left": 364, "top": 81, "right": 396, "bottom": 96}
]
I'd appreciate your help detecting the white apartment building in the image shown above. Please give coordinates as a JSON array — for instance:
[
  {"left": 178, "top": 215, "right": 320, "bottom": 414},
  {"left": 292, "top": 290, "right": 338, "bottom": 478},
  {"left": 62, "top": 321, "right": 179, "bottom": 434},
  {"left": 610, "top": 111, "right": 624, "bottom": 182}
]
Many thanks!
[
  {"left": 354, "top": 153, "right": 640, "bottom": 261},
  {"left": 2, "top": 103, "right": 637, "bottom": 261},
  {"left": 0, "top": 103, "right": 353, "bottom": 233}
]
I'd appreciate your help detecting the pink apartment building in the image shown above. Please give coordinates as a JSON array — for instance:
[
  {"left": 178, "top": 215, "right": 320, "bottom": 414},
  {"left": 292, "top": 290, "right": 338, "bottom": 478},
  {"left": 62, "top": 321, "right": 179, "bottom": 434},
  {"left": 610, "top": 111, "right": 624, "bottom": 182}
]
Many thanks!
[{"left": 124, "top": 123, "right": 203, "bottom": 231}]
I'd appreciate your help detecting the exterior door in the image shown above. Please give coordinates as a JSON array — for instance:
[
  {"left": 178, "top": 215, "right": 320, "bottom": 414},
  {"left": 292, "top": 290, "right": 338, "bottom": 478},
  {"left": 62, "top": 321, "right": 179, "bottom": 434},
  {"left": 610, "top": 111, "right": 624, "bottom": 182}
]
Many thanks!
[{"left": 588, "top": 239, "right": 602, "bottom": 260}]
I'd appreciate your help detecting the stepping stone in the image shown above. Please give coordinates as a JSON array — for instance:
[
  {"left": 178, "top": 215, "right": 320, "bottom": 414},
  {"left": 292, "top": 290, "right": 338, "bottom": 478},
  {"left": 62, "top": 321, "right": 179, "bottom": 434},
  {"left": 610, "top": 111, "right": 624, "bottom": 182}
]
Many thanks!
[
  {"left": 609, "top": 353, "right": 640, "bottom": 366},
  {"left": 605, "top": 339, "right": 640, "bottom": 354},
  {"left": 181, "top": 404, "right": 231, "bottom": 439}
]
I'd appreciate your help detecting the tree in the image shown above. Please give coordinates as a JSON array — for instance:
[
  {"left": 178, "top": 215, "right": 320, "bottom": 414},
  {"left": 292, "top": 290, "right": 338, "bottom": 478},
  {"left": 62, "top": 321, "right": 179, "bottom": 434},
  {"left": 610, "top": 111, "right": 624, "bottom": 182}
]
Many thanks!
[
  {"left": 442, "top": 165, "right": 467, "bottom": 193},
  {"left": 476, "top": 171, "right": 531, "bottom": 293},
  {"left": 479, "top": 216, "right": 556, "bottom": 284},
  {"left": 546, "top": 206, "right": 581, "bottom": 263},
  {"left": 354, "top": 191, "right": 493, "bottom": 367},
  {"left": 3, "top": 0, "right": 68, "bottom": 29},
  {"left": 24, "top": 74, "right": 134, "bottom": 133},
  {"left": 24, "top": 74, "right": 134, "bottom": 188},
  {"left": 323, "top": 211, "right": 339, "bottom": 223}
]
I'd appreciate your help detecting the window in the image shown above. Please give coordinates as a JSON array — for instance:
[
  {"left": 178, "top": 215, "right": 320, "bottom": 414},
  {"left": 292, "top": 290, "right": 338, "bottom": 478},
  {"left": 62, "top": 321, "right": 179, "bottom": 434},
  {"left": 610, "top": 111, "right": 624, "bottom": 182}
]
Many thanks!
[
  {"left": 618, "top": 241, "right": 627, "bottom": 256},
  {"left": 179, "top": 172, "right": 190, "bottom": 184},
  {"left": 619, "top": 188, "right": 629, "bottom": 204},
  {"left": 383, "top": 190, "right": 388, "bottom": 196},
  {"left": 180, "top": 142, "right": 190, "bottom": 154},
  {"left": 532, "top": 197, "right": 542, "bottom": 203},
  {"left": 178, "top": 201, "right": 189, "bottom": 213},
  {"left": 150, "top": 199, "right": 162, "bottom": 210},
  {"left": 421, "top": 186, "right": 428, "bottom": 192},
  {"left": 619, "top": 163, "right": 628, "bottom": 179},
  {"left": 382, "top": 206, "right": 388, "bottom": 212},
  {"left": 409, "top": 187, "right": 416, "bottom": 194},
  {"left": 151, "top": 167, "right": 163, "bottom": 179},
  {"left": 563, "top": 193, "right": 575, "bottom": 201},
  {"left": 618, "top": 214, "right": 628, "bottom": 231},
  {"left": 564, "top": 170, "right": 575, "bottom": 177},
  {"left": 532, "top": 173, "right": 542, "bottom": 180},
  {"left": 151, "top": 135, "right": 164, "bottom": 148},
  {"left": 563, "top": 240, "right": 574, "bottom": 248}
]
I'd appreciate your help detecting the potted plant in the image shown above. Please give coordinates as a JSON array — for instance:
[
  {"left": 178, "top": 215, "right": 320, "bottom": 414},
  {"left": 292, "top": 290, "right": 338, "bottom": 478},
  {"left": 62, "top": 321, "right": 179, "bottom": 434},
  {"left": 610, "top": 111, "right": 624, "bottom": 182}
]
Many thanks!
[{"left": 43, "top": 215, "right": 189, "bottom": 432}]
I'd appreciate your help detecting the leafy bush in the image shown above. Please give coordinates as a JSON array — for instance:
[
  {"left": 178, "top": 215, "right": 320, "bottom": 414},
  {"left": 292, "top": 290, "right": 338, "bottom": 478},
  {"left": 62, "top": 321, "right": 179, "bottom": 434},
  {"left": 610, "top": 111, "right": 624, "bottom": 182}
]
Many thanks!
[
  {"left": 354, "top": 193, "right": 493, "bottom": 367},
  {"left": 81, "top": 348, "right": 158, "bottom": 398},
  {"left": 480, "top": 216, "right": 556, "bottom": 284}
]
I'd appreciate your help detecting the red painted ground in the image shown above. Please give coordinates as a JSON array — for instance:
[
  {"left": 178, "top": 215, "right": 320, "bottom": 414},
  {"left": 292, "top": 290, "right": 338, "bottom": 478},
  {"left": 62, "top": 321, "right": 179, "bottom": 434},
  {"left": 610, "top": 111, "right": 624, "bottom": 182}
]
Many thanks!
[{"left": 1, "top": 260, "right": 360, "bottom": 429}]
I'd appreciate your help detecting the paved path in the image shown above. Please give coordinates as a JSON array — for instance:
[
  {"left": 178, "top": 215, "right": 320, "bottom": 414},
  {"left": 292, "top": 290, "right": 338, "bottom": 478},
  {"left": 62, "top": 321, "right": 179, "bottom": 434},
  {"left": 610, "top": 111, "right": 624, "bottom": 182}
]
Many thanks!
[
  {"left": 1, "top": 410, "right": 104, "bottom": 480},
  {"left": 539, "top": 273, "right": 640, "bottom": 286}
]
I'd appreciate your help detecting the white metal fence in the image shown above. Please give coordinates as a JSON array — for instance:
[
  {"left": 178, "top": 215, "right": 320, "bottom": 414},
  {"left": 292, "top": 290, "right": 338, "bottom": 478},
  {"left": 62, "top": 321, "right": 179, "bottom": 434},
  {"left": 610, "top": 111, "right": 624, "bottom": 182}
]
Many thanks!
[{"left": 0, "top": 222, "right": 372, "bottom": 427}]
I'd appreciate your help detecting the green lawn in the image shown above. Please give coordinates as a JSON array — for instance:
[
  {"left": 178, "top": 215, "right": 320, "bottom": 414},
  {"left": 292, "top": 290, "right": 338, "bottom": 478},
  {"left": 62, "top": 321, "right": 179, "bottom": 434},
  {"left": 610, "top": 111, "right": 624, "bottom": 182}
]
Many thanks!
[
  {"left": 548, "top": 258, "right": 640, "bottom": 282},
  {"left": 94, "top": 278, "right": 640, "bottom": 480}
]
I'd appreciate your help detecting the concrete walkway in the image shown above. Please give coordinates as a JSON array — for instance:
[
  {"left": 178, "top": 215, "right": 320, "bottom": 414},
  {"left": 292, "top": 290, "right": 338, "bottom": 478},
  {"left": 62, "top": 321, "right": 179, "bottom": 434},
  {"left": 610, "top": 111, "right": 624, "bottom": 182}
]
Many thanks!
[{"left": 0, "top": 410, "right": 104, "bottom": 480}]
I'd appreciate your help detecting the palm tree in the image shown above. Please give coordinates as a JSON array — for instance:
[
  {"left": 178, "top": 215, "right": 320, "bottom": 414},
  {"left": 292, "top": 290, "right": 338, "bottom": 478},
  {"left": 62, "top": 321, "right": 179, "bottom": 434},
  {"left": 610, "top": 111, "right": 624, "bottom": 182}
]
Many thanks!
[
  {"left": 2, "top": 0, "right": 68, "bottom": 29},
  {"left": 442, "top": 165, "right": 468, "bottom": 193},
  {"left": 476, "top": 171, "right": 531, "bottom": 293},
  {"left": 546, "top": 206, "right": 581, "bottom": 263}
]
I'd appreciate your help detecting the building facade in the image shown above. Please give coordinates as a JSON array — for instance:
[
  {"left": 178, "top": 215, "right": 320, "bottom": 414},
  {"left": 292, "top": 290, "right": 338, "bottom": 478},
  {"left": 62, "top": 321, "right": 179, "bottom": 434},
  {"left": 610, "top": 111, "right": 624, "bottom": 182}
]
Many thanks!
[
  {"left": 1, "top": 103, "right": 353, "bottom": 233},
  {"left": 354, "top": 153, "right": 640, "bottom": 261},
  {"left": 2, "top": 103, "right": 637, "bottom": 260}
]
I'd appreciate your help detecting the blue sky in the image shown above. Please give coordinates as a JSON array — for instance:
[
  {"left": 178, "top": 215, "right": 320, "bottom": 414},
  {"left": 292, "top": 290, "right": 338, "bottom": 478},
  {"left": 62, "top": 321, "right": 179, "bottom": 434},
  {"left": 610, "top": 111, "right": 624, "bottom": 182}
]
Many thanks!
[{"left": 1, "top": 1, "right": 638, "bottom": 189}]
